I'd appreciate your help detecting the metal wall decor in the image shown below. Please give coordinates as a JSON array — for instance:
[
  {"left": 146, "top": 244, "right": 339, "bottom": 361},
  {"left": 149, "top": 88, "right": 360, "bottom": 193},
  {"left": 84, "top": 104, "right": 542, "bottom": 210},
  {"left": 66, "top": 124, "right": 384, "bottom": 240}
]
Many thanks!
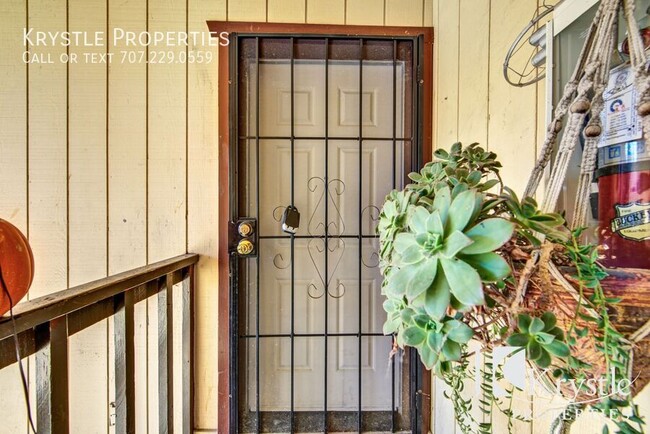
[{"left": 503, "top": 1, "right": 555, "bottom": 87}]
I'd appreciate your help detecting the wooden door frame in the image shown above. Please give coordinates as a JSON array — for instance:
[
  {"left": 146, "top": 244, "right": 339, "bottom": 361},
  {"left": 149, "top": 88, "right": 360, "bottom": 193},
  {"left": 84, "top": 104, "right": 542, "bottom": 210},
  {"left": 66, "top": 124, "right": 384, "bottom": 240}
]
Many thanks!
[{"left": 207, "top": 21, "right": 433, "bottom": 433}]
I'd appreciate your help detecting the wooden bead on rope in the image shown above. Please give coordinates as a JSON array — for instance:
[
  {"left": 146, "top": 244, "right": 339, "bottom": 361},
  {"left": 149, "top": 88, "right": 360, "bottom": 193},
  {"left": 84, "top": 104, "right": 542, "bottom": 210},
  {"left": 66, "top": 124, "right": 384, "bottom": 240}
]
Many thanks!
[
  {"left": 638, "top": 101, "right": 650, "bottom": 117},
  {"left": 584, "top": 124, "right": 602, "bottom": 138},
  {"left": 553, "top": 120, "right": 563, "bottom": 133},
  {"left": 570, "top": 99, "right": 591, "bottom": 114}
]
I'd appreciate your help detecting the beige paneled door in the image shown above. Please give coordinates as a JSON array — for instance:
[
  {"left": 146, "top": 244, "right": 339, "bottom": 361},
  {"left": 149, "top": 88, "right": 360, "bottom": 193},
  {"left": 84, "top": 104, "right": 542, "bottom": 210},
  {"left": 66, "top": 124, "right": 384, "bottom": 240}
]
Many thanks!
[
  {"left": 251, "top": 61, "right": 404, "bottom": 413},
  {"left": 233, "top": 36, "right": 420, "bottom": 433}
]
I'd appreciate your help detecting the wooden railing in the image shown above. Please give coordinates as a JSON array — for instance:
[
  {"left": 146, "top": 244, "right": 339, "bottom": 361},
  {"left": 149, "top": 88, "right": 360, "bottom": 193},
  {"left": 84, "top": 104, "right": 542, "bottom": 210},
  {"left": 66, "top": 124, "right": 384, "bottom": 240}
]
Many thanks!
[{"left": 0, "top": 253, "right": 199, "bottom": 434}]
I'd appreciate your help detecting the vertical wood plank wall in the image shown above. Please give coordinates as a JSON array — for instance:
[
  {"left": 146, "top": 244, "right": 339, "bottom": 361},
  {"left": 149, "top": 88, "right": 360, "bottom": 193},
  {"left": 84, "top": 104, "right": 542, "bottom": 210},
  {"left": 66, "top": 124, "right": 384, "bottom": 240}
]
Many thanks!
[
  {"left": 67, "top": 0, "right": 110, "bottom": 432},
  {"left": 0, "top": 0, "right": 29, "bottom": 432},
  {"left": 0, "top": 0, "right": 648, "bottom": 433}
]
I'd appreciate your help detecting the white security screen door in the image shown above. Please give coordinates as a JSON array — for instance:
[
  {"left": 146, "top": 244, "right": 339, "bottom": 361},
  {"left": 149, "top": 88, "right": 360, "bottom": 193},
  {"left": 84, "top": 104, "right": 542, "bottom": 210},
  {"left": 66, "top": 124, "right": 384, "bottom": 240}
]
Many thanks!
[{"left": 232, "top": 36, "right": 421, "bottom": 433}]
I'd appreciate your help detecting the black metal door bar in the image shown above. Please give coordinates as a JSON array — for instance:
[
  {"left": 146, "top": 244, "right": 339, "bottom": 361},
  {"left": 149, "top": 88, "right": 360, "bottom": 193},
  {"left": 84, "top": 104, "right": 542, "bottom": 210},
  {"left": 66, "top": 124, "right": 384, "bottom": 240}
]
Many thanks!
[{"left": 230, "top": 34, "right": 424, "bottom": 434}]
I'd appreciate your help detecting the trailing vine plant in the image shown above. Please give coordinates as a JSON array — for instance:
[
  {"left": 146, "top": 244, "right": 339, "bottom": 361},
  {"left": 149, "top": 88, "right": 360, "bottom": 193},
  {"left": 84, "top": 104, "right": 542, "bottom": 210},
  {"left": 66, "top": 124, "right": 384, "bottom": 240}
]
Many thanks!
[
  {"left": 377, "top": 142, "right": 645, "bottom": 434},
  {"left": 563, "top": 231, "right": 645, "bottom": 434}
]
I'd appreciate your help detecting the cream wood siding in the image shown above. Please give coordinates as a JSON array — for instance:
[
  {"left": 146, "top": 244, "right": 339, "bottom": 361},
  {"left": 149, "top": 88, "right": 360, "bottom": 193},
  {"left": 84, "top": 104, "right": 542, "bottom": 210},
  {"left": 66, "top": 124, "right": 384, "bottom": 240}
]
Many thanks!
[{"left": 0, "top": 0, "right": 648, "bottom": 433}]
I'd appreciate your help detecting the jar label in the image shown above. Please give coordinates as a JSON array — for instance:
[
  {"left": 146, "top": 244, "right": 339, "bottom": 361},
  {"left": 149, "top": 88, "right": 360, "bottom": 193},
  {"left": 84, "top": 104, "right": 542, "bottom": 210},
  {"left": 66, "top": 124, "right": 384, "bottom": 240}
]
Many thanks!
[{"left": 610, "top": 201, "right": 650, "bottom": 241}]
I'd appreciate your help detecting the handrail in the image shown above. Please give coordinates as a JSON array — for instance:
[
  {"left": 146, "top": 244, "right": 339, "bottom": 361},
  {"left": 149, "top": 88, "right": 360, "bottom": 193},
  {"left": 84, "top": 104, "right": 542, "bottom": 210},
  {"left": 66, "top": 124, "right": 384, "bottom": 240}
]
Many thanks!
[
  {"left": 0, "top": 253, "right": 198, "bottom": 340},
  {"left": 0, "top": 253, "right": 198, "bottom": 434}
]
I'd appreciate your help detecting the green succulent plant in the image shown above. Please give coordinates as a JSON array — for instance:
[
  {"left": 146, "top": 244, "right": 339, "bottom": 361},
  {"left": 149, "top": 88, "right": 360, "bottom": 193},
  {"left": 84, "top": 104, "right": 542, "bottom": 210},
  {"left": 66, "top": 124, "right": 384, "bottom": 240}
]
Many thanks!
[
  {"left": 377, "top": 143, "right": 642, "bottom": 434},
  {"left": 377, "top": 190, "right": 415, "bottom": 264},
  {"left": 378, "top": 145, "right": 516, "bottom": 373},
  {"left": 385, "top": 187, "right": 514, "bottom": 315},
  {"left": 429, "top": 142, "right": 503, "bottom": 189},
  {"left": 403, "top": 316, "right": 473, "bottom": 372},
  {"left": 500, "top": 187, "right": 569, "bottom": 246},
  {"left": 383, "top": 297, "right": 473, "bottom": 371},
  {"left": 378, "top": 143, "right": 573, "bottom": 375},
  {"left": 506, "top": 312, "right": 570, "bottom": 369}
]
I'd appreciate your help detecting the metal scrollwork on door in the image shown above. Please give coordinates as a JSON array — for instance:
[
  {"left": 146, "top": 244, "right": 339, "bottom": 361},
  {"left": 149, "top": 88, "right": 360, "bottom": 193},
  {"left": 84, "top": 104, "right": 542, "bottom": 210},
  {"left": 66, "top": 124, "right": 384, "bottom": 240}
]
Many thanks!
[
  {"left": 308, "top": 177, "right": 346, "bottom": 236},
  {"left": 361, "top": 205, "right": 381, "bottom": 268},
  {"left": 307, "top": 238, "right": 346, "bottom": 299},
  {"left": 272, "top": 206, "right": 287, "bottom": 223},
  {"left": 272, "top": 176, "right": 350, "bottom": 298},
  {"left": 272, "top": 253, "right": 290, "bottom": 270},
  {"left": 361, "top": 205, "right": 380, "bottom": 234},
  {"left": 361, "top": 250, "right": 380, "bottom": 269}
]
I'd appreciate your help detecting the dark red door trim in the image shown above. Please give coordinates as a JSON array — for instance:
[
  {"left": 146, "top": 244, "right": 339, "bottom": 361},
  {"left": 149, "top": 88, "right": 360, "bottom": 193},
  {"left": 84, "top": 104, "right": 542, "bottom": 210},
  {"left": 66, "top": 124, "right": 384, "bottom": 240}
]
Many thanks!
[{"left": 208, "top": 20, "right": 433, "bottom": 433}]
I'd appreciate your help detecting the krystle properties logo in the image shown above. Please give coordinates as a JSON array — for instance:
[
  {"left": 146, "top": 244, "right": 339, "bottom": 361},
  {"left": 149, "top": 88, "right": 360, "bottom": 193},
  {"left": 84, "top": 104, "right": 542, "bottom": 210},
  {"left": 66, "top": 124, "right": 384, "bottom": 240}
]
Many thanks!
[
  {"left": 474, "top": 346, "right": 636, "bottom": 418},
  {"left": 23, "top": 28, "right": 230, "bottom": 48},
  {"left": 21, "top": 28, "right": 229, "bottom": 65}
]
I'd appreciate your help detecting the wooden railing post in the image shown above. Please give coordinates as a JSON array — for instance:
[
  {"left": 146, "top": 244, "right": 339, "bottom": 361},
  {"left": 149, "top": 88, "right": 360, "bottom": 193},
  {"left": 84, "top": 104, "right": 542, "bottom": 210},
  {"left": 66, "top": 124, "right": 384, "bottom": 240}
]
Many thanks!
[
  {"left": 182, "top": 265, "right": 194, "bottom": 434},
  {"left": 159, "top": 274, "right": 174, "bottom": 434},
  {"left": 36, "top": 316, "right": 69, "bottom": 434},
  {"left": 114, "top": 290, "right": 136, "bottom": 433}
]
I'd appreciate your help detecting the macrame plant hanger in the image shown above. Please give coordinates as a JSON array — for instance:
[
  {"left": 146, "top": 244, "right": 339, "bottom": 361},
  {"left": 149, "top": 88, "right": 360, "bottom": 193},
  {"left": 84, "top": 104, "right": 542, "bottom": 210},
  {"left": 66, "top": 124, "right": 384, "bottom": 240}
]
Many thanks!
[
  {"left": 513, "top": 0, "right": 650, "bottom": 433},
  {"left": 526, "top": 0, "right": 650, "bottom": 213},
  {"left": 518, "top": 0, "right": 650, "bottom": 431}
]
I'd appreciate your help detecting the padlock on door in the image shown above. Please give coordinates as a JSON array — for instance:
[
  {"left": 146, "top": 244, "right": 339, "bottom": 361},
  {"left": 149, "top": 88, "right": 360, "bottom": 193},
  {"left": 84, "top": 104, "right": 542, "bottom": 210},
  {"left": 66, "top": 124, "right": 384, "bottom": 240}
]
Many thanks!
[{"left": 281, "top": 206, "right": 300, "bottom": 234}]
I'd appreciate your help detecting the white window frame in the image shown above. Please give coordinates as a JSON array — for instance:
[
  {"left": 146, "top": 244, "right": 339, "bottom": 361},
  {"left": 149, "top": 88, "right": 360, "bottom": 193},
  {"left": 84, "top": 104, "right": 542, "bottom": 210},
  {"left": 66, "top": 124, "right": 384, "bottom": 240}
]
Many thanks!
[{"left": 541, "top": 0, "right": 600, "bottom": 188}]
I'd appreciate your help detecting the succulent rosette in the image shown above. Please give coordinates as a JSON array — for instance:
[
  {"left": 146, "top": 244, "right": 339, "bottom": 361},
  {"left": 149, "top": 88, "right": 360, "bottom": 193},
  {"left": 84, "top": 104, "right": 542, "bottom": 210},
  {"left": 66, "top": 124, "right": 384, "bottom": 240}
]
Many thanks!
[
  {"left": 378, "top": 144, "right": 516, "bottom": 372},
  {"left": 386, "top": 188, "right": 514, "bottom": 313}
]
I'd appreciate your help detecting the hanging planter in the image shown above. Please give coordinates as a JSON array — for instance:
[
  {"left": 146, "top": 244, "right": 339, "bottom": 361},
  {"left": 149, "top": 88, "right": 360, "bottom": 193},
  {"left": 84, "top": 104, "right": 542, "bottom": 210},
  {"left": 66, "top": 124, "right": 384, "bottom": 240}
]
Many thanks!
[
  {"left": 378, "top": 0, "right": 650, "bottom": 432},
  {"left": 379, "top": 143, "right": 647, "bottom": 432}
]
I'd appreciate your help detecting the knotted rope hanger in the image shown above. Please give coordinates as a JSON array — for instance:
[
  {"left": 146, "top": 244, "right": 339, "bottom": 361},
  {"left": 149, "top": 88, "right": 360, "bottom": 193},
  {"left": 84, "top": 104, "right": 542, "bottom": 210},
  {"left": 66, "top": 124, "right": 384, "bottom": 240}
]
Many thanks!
[{"left": 521, "top": 0, "right": 650, "bottom": 346}]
